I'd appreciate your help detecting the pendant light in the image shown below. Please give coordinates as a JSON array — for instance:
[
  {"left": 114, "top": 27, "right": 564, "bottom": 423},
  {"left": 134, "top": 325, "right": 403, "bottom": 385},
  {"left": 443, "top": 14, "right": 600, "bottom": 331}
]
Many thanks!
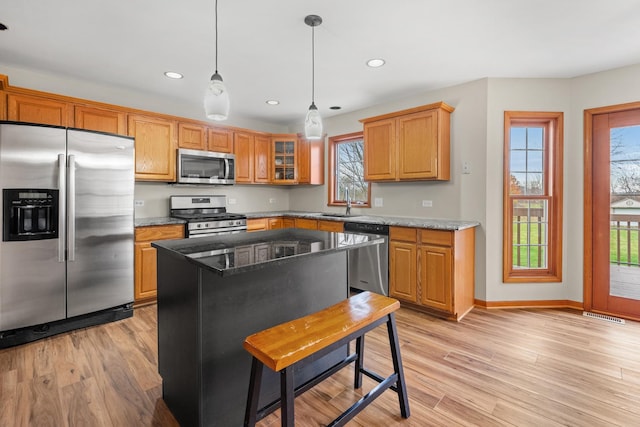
[
  {"left": 304, "top": 15, "right": 323, "bottom": 140},
  {"left": 204, "top": 0, "right": 230, "bottom": 120}
]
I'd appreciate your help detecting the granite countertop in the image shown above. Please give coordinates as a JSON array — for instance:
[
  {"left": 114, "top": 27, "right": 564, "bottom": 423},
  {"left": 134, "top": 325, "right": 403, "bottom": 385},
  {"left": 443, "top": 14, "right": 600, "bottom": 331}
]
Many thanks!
[
  {"left": 151, "top": 228, "right": 383, "bottom": 276},
  {"left": 134, "top": 216, "right": 186, "bottom": 227},
  {"left": 246, "top": 211, "right": 480, "bottom": 231},
  {"left": 136, "top": 211, "right": 480, "bottom": 231}
]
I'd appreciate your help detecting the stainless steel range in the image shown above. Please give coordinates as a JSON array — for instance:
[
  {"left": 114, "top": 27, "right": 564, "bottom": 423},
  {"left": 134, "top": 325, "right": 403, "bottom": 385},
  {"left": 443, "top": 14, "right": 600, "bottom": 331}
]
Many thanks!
[{"left": 170, "top": 195, "right": 247, "bottom": 238}]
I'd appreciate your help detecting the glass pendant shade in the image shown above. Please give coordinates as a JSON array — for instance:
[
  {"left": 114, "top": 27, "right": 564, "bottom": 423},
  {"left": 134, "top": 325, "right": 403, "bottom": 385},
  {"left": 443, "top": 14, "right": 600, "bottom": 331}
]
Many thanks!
[
  {"left": 304, "top": 102, "right": 322, "bottom": 140},
  {"left": 204, "top": 72, "right": 230, "bottom": 121}
]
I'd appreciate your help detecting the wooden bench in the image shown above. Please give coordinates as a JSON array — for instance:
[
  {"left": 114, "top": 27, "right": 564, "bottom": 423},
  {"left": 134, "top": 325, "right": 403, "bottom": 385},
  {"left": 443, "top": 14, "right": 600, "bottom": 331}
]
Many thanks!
[{"left": 243, "top": 291, "right": 410, "bottom": 426}]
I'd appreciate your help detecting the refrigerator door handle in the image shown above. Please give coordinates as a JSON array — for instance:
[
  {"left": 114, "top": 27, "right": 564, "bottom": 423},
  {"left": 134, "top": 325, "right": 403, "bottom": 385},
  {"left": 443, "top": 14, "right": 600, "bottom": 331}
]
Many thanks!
[
  {"left": 68, "top": 154, "right": 76, "bottom": 261},
  {"left": 58, "top": 154, "right": 67, "bottom": 263}
]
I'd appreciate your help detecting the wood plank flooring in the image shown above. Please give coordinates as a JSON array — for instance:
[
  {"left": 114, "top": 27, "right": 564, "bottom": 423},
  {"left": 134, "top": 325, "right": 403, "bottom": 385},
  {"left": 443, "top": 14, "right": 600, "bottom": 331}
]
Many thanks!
[{"left": 1, "top": 304, "right": 640, "bottom": 426}]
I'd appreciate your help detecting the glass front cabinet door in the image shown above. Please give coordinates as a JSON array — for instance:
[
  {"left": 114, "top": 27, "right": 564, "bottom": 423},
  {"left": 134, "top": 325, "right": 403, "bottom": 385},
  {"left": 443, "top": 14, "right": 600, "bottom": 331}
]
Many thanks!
[{"left": 272, "top": 135, "right": 297, "bottom": 184}]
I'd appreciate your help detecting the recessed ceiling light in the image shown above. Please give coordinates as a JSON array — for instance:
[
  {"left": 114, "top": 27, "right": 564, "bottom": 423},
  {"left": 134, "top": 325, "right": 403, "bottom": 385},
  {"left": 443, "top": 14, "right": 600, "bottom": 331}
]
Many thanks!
[
  {"left": 366, "top": 58, "right": 385, "bottom": 68},
  {"left": 164, "top": 71, "right": 183, "bottom": 79},
  {"left": 266, "top": 100, "right": 280, "bottom": 105},
  {"left": 330, "top": 106, "right": 342, "bottom": 110}
]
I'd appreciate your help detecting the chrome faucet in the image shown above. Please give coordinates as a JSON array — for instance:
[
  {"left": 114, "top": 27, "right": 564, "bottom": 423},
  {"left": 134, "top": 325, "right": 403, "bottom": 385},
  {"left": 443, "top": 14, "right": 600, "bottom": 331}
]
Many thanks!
[{"left": 345, "top": 188, "right": 351, "bottom": 216}]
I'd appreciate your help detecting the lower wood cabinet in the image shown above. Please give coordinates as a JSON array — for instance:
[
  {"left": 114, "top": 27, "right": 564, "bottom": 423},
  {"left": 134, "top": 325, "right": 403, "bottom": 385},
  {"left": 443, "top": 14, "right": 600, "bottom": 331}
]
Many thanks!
[
  {"left": 247, "top": 218, "right": 268, "bottom": 232},
  {"left": 389, "top": 226, "right": 475, "bottom": 321},
  {"left": 134, "top": 224, "right": 185, "bottom": 304}
]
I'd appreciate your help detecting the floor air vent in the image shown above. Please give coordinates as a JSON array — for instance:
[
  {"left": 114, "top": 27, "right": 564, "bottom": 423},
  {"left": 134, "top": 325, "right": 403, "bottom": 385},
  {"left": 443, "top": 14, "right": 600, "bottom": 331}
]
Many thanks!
[{"left": 583, "top": 311, "right": 625, "bottom": 324}]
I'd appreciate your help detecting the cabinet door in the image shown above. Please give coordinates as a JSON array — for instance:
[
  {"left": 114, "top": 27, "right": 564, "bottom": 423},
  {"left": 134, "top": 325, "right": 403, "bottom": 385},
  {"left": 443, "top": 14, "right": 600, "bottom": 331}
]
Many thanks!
[
  {"left": 208, "top": 127, "right": 233, "bottom": 153},
  {"left": 282, "top": 218, "right": 296, "bottom": 228},
  {"left": 297, "top": 137, "right": 324, "bottom": 185},
  {"left": 254, "top": 134, "right": 271, "bottom": 183},
  {"left": 135, "top": 242, "right": 158, "bottom": 301},
  {"left": 389, "top": 241, "right": 417, "bottom": 302},
  {"left": 398, "top": 110, "right": 438, "bottom": 180},
  {"left": 272, "top": 136, "right": 297, "bottom": 184},
  {"left": 128, "top": 114, "right": 177, "bottom": 181},
  {"left": 268, "top": 218, "right": 283, "bottom": 229},
  {"left": 364, "top": 118, "right": 396, "bottom": 181},
  {"left": 7, "top": 93, "right": 70, "bottom": 126},
  {"left": 234, "top": 131, "right": 254, "bottom": 183},
  {"left": 420, "top": 245, "right": 453, "bottom": 312},
  {"left": 74, "top": 105, "right": 126, "bottom": 134},
  {"left": 178, "top": 122, "right": 206, "bottom": 150}
]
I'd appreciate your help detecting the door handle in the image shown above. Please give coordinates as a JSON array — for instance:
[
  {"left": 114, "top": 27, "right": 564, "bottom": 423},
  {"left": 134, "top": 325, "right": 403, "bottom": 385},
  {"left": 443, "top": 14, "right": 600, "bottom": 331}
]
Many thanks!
[
  {"left": 68, "top": 155, "right": 76, "bottom": 261},
  {"left": 58, "top": 154, "right": 66, "bottom": 262}
]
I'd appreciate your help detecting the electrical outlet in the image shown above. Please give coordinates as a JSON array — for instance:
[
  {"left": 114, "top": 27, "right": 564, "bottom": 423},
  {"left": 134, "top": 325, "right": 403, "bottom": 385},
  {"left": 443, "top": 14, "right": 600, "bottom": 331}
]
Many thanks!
[
  {"left": 228, "top": 198, "right": 237, "bottom": 205},
  {"left": 462, "top": 161, "right": 471, "bottom": 174},
  {"left": 422, "top": 200, "right": 433, "bottom": 207},
  {"left": 134, "top": 200, "right": 144, "bottom": 207},
  {"left": 269, "top": 198, "right": 276, "bottom": 204},
  {"left": 374, "top": 197, "right": 383, "bottom": 207}
]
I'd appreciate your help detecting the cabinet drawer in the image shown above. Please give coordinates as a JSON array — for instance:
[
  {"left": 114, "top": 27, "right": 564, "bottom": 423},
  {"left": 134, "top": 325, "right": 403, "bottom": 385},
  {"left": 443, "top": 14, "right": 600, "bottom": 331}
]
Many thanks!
[
  {"left": 135, "top": 224, "right": 185, "bottom": 242},
  {"left": 420, "top": 229, "right": 453, "bottom": 247},
  {"left": 390, "top": 226, "right": 417, "bottom": 243},
  {"left": 318, "top": 220, "right": 343, "bottom": 232},
  {"left": 295, "top": 218, "right": 318, "bottom": 230},
  {"left": 247, "top": 218, "right": 268, "bottom": 232}
]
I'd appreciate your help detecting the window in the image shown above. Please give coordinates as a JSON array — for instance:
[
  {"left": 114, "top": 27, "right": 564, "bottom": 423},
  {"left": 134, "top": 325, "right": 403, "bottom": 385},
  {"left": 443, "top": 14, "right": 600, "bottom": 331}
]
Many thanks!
[
  {"left": 328, "top": 132, "right": 370, "bottom": 207},
  {"left": 503, "top": 111, "right": 563, "bottom": 282}
]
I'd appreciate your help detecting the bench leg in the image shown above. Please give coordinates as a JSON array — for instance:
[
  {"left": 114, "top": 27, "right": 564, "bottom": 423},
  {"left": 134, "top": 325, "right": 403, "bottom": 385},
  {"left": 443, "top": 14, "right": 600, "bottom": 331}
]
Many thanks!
[
  {"left": 354, "top": 336, "right": 365, "bottom": 389},
  {"left": 244, "top": 357, "right": 264, "bottom": 427},
  {"left": 387, "top": 313, "right": 410, "bottom": 418},
  {"left": 281, "top": 366, "right": 295, "bottom": 427}
]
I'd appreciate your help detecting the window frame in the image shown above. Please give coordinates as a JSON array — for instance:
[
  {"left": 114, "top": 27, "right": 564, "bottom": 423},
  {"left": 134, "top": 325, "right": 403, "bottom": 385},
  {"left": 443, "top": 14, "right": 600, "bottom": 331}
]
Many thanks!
[
  {"left": 503, "top": 111, "right": 563, "bottom": 283},
  {"left": 327, "top": 132, "right": 371, "bottom": 207}
]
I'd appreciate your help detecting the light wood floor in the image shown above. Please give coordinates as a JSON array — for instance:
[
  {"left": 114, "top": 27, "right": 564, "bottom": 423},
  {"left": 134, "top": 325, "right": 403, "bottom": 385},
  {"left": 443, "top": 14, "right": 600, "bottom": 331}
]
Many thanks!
[{"left": 1, "top": 304, "right": 640, "bottom": 426}]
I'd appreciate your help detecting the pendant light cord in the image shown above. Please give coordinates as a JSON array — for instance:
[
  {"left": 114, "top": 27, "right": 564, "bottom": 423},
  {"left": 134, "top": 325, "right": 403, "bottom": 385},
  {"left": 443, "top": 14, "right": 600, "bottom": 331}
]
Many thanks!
[
  {"left": 311, "top": 24, "right": 315, "bottom": 104},
  {"left": 215, "top": 0, "right": 219, "bottom": 74}
]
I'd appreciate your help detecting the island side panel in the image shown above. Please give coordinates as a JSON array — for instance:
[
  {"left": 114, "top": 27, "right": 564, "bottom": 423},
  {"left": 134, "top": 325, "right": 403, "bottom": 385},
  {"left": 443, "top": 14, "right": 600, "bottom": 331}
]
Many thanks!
[
  {"left": 200, "top": 251, "right": 349, "bottom": 427},
  {"left": 156, "top": 249, "right": 202, "bottom": 427}
]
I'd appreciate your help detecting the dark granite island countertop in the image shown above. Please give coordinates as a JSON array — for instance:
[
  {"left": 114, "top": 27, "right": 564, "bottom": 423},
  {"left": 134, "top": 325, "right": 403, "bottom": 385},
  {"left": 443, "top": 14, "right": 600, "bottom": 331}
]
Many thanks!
[
  {"left": 152, "top": 229, "right": 383, "bottom": 426},
  {"left": 152, "top": 228, "right": 384, "bottom": 276}
]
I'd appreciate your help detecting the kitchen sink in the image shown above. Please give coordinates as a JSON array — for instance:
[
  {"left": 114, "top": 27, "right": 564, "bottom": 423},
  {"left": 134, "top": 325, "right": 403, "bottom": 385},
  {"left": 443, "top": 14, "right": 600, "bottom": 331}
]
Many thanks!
[{"left": 320, "top": 213, "right": 359, "bottom": 218}]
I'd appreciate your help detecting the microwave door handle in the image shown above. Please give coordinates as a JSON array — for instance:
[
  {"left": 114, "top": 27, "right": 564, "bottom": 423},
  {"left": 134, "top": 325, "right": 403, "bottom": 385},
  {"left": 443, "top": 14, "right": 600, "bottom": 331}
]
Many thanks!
[
  {"left": 68, "top": 154, "right": 76, "bottom": 261},
  {"left": 224, "top": 159, "right": 230, "bottom": 179},
  {"left": 58, "top": 154, "right": 66, "bottom": 262}
]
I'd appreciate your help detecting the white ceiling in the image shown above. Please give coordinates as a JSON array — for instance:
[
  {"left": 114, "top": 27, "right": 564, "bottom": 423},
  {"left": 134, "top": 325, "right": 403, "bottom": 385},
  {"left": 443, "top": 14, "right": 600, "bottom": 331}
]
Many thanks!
[{"left": 1, "top": 0, "right": 640, "bottom": 126}]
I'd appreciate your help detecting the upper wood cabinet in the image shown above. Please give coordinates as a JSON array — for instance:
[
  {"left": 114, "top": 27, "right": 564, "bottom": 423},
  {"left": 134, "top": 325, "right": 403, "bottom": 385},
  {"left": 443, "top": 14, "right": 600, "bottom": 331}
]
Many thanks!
[
  {"left": 207, "top": 127, "right": 233, "bottom": 153},
  {"left": 7, "top": 93, "right": 71, "bottom": 126},
  {"left": 74, "top": 105, "right": 126, "bottom": 134},
  {"left": 128, "top": 114, "right": 177, "bottom": 182},
  {"left": 360, "top": 102, "right": 454, "bottom": 182},
  {"left": 234, "top": 131, "right": 254, "bottom": 183},
  {"left": 254, "top": 134, "right": 271, "bottom": 183},
  {"left": 297, "top": 137, "right": 325, "bottom": 185},
  {"left": 178, "top": 122, "right": 206, "bottom": 150}
]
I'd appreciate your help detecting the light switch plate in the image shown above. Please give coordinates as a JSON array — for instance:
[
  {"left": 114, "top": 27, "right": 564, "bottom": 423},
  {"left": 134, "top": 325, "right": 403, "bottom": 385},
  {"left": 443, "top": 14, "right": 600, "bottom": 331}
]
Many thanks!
[
  {"left": 463, "top": 161, "right": 471, "bottom": 174},
  {"left": 422, "top": 200, "right": 433, "bottom": 207},
  {"left": 374, "top": 197, "right": 383, "bottom": 207},
  {"left": 228, "top": 198, "right": 237, "bottom": 205},
  {"left": 134, "top": 200, "right": 144, "bottom": 207}
]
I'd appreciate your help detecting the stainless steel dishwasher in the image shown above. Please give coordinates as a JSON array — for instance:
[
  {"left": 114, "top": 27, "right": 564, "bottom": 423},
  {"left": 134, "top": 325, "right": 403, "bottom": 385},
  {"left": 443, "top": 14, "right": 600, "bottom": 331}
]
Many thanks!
[{"left": 343, "top": 222, "right": 389, "bottom": 296}]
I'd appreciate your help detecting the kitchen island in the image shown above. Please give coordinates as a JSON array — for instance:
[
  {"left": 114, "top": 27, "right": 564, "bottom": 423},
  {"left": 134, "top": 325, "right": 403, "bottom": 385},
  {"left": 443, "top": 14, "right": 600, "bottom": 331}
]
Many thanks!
[{"left": 151, "top": 229, "right": 384, "bottom": 427}]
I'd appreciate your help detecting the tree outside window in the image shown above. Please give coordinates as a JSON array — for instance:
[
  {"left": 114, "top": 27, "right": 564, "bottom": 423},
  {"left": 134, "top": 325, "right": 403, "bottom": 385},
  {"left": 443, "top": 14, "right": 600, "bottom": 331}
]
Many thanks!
[{"left": 328, "top": 132, "right": 370, "bottom": 207}]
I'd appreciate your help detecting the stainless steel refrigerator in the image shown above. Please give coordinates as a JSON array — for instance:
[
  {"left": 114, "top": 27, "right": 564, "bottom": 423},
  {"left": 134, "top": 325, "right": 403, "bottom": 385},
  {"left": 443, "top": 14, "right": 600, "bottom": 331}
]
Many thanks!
[{"left": 0, "top": 121, "right": 134, "bottom": 347}]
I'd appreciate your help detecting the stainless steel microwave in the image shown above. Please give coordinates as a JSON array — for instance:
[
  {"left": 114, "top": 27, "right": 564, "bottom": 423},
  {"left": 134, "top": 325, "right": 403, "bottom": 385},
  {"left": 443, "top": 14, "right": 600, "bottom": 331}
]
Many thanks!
[{"left": 177, "top": 148, "right": 235, "bottom": 185}]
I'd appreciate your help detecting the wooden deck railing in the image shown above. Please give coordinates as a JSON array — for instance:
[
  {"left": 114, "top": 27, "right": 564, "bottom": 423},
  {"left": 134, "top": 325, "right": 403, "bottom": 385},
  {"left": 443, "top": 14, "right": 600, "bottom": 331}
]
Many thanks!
[{"left": 610, "top": 214, "right": 640, "bottom": 267}]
